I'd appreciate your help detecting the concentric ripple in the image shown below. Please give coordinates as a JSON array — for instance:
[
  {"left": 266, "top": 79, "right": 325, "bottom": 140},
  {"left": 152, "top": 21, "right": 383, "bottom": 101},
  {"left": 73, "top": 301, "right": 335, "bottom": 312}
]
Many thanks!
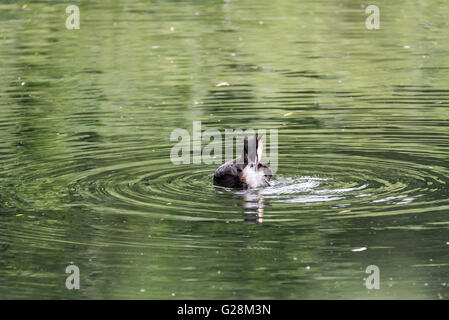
[
  {"left": 67, "top": 159, "right": 225, "bottom": 220},
  {"left": 261, "top": 154, "right": 449, "bottom": 219},
  {"left": 51, "top": 148, "right": 449, "bottom": 222}
]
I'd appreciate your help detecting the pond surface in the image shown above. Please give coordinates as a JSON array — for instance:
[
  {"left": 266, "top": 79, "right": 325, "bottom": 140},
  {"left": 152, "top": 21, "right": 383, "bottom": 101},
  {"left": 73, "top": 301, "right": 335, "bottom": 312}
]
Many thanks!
[{"left": 1, "top": 0, "right": 449, "bottom": 299}]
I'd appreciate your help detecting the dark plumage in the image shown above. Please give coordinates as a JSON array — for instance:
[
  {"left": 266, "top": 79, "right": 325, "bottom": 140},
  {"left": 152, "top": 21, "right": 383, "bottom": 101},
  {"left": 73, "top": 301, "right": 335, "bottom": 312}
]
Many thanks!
[{"left": 213, "top": 135, "right": 272, "bottom": 188}]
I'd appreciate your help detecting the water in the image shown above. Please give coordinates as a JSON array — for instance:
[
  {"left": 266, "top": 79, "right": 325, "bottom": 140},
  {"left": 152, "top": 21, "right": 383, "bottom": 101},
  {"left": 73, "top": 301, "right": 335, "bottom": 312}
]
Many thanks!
[{"left": 1, "top": 0, "right": 449, "bottom": 299}]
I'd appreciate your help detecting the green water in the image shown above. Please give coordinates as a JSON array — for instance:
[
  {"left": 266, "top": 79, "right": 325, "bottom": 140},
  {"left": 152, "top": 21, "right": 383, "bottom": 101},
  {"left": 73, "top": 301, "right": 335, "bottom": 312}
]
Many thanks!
[{"left": 1, "top": 0, "right": 449, "bottom": 299}]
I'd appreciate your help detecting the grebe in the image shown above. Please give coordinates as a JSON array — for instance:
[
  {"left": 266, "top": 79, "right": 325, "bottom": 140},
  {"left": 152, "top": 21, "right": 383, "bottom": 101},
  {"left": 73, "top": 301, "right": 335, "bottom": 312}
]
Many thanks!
[{"left": 213, "top": 135, "right": 272, "bottom": 188}]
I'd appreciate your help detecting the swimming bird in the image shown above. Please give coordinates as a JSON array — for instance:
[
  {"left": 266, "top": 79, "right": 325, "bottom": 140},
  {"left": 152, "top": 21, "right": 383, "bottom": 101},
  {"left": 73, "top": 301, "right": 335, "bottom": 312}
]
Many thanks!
[{"left": 213, "top": 135, "right": 272, "bottom": 188}]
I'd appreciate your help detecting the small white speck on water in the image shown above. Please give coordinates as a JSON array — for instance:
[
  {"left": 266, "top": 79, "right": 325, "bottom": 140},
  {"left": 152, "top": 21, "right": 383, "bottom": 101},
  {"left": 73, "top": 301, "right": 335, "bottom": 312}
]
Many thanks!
[
  {"left": 424, "top": 283, "right": 428, "bottom": 286},
  {"left": 217, "top": 270, "right": 221, "bottom": 274},
  {"left": 140, "top": 288, "right": 145, "bottom": 293},
  {"left": 216, "top": 82, "right": 230, "bottom": 87},
  {"left": 21, "top": 82, "right": 25, "bottom": 86},
  {"left": 151, "top": 45, "right": 159, "bottom": 49},
  {"left": 404, "top": 45, "right": 411, "bottom": 49},
  {"left": 306, "top": 266, "right": 310, "bottom": 270},
  {"left": 170, "top": 27, "right": 175, "bottom": 31},
  {"left": 352, "top": 247, "right": 367, "bottom": 252},
  {"left": 293, "top": 257, "right": 297, "bottom": 261},
  {"left": 171, "top": 293, "right": 175, "bottom": 296},
  {"left": 259, "top": 20, "right": 264, "bottom": 25}
]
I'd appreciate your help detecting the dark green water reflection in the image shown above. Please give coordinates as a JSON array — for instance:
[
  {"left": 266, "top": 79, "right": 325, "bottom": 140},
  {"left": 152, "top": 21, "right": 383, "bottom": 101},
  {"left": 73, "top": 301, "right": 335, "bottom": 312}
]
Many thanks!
[{"left": 1, "top": 0, "right": 449, "bottom": 299}]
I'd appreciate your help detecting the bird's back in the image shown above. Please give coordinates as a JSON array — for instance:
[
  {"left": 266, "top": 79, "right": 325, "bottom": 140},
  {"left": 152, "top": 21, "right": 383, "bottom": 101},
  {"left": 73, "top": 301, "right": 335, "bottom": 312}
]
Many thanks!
[
  {"left": 213, "top": 159, "right": 244, "bottom": 188},
  {"left": 213, "top": 158, "right": 272, "bottom": 188}
]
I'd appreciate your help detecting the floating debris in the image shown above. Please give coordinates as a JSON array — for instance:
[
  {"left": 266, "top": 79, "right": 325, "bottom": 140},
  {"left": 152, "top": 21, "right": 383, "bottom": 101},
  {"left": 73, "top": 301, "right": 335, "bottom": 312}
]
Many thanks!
[
  {"left": 283, "top": 112, "right": 293, "bottom": 117},
  {"left": 216, "top": 82, "right": 230, "bottom": 87},
  {"left": 352, "top": 247, "right": 367, "bottom": 252},
  {"left": 339, "top": 209, "right": 351, "bottom": 214}
]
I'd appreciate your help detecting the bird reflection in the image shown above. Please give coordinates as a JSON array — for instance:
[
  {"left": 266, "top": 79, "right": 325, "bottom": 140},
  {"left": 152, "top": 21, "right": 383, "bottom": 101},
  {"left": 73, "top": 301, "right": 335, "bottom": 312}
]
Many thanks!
[{"left": 242, "top": 191, "right": 265, "bottom": 224}]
